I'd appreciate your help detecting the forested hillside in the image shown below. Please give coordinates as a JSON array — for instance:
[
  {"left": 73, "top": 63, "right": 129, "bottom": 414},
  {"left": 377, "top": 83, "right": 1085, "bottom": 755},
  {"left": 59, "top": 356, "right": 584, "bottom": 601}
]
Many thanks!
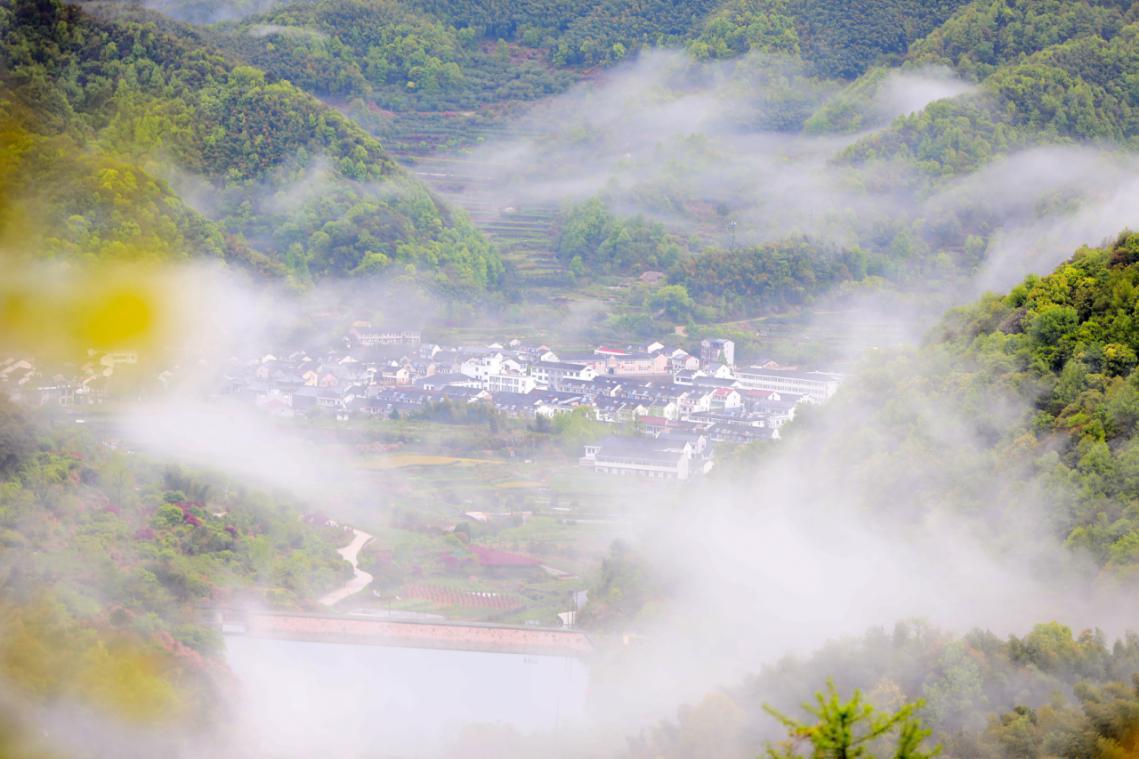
[
  {"left": 841, "top": 1, "right": 1139, "bottom": 174},
  {"left": 212, "top": 0, "right": 574, "bottom": 111},
  {"left": 4, "top": 0, "right": 1139, "bottom": 755},
  {"left": 0, "top": 398, "right": 350, "bottom": 753},
  {"left": 0, "top": 0, "right": 504, "bottom": 292},
  {"left": 109, "top": 0, "right": 1000, "bottom": 85},
  {"left": 521, "top": 0, "right": 1139, "bottom": 340},
  {"left": 634, "top": 620, "right": 1139, "bottom": 758},
  {"left": 909, "top": 0, "right": 1136, "bottom": 79},
  {"left": 406, "top": 0, "right": 972, "bottom": 75},
  {"left": 764, "top": 231, "right": 1139, "bottom": 576},
  {"left": 692, "top": 0, "right": 972, "bottom": 77},
  {"left": 930, "top": 232, "right": 1139, "bottom": 566},
  {"left": 19, "top": 0, "right": 1127, "bottom": 307},
  {"left": 617, "top": 233, "right": 1139, "bottom": 758}
]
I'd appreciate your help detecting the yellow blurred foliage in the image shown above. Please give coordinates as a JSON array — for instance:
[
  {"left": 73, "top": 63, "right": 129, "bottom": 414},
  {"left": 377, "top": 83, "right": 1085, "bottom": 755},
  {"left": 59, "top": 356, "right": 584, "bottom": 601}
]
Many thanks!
[
  {"left": 0, "top": 599, "right": 182, "bottom": 724},
  {"left": 0, "top": 262, "right": 176, "bottom": 366}
]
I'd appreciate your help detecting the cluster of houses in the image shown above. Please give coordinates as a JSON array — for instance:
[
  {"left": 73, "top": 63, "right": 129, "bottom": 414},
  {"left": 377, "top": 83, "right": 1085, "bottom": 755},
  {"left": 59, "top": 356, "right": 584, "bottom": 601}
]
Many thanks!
[
  {"left": 3, "top": 323, "right": 843, "bottom": 483},
  {"left": 220, "top": 323, "right": 841, "bottom": 480},
  {"left": 0, "top": 351, "right": 142, "bottom": 408}
]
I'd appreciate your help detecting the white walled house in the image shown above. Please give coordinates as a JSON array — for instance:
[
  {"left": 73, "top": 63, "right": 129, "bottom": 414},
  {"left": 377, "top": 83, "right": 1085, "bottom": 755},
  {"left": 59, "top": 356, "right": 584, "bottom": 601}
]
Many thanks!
[
  {"left": 486, "top": 372, "right": 537, "bottom": 394},
  {"left": 530, "top": 360, "right": 598, "bottom": 389},
  {"left": 709, "top": 387, "right": 742, "bottom": 411},
  {"left": 460, "top": 353, "right": 504, "bottom": 383}
]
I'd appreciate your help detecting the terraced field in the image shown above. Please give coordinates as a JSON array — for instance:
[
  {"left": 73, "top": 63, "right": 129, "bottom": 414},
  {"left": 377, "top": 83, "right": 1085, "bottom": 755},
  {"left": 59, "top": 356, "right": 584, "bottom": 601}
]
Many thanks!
[
  {"left": 381, "top": 113, "right": 573, "bottom": 291},
  {"left": 406, "top": 153, "right": 570, "bottom": 289}
]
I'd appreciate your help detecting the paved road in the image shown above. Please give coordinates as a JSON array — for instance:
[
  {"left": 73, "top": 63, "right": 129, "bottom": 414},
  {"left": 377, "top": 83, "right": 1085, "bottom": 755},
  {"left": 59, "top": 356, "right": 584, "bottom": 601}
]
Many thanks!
[{"left": 318, "top": 528, "right": 374, "bottom": 607}]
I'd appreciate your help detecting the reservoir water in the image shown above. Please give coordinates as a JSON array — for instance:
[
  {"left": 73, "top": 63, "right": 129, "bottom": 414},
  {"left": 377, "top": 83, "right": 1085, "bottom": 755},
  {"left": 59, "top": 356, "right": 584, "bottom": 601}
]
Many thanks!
[{"left": 224, "top": 635, "right": 590, "bottom": 757}]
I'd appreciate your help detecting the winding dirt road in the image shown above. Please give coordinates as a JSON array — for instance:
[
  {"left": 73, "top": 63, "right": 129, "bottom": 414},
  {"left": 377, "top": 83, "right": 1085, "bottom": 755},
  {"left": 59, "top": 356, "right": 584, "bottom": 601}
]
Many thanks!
[{"left": 318, "top": 528, "right": 374, "bottom": 607}]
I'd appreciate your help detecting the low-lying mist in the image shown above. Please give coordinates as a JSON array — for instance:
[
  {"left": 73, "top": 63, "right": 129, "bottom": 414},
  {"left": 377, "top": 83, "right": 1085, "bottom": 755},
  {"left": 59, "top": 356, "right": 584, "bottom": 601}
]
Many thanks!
[
  {"left": 5, "top": 42, "right": 1139, "bottom": 759},
  {"left": 439, "top": 48, "right": 1139, "bottom": 299},
  {"left": 11, "top": 258, "right": 1132, "bottom": 758}
]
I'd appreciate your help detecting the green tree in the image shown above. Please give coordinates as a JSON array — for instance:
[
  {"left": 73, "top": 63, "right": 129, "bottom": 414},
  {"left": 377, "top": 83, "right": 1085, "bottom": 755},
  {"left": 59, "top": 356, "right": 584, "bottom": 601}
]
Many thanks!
[
  {"left": 764, "top": 680, "right": 941, "bottom": 758},
  {"left": 648, "top": 284, "right": 695, "bottom": 323}
]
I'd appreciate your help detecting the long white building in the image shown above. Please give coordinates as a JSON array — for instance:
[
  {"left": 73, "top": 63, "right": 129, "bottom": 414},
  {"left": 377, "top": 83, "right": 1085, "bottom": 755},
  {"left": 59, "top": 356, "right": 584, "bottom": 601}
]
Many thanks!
[
  {"left": 733, "top": 368, "right": 842, "bottom": 402},
  {"left": 580, "top": 437, "right": 692, "bottom": 480}
]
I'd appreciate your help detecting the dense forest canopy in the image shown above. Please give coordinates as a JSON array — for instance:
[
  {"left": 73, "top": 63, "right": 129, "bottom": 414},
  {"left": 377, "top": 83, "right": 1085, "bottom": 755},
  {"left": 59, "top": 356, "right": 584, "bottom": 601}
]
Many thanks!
[
  {"left": 772, "top": 232, "right": 1139, "bottom": 574},
  {"left": 210, "top": 0, "right": 575, "bottom": 111},
  {"left": 0, "top": 0, "right": 504, "bottom": 292}
]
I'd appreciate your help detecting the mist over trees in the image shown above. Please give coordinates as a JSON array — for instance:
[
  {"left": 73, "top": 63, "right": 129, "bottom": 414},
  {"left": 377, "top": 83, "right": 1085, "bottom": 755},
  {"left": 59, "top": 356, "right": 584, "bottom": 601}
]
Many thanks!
[{"left": 3, "top": 0, "right": 1139, "bottom": 755}]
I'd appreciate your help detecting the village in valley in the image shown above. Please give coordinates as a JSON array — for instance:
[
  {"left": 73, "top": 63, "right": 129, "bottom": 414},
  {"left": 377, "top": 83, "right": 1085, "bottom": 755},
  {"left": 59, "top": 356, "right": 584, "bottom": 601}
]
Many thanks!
[
  {"left": 1, "top": 322, "right": 843, "bottom": 483},
  {"left": 0, "top": 321, "right": 843, "bottom": 626},
  {"left": 219, "top": 322, "right": 842, "bottom": 482}
]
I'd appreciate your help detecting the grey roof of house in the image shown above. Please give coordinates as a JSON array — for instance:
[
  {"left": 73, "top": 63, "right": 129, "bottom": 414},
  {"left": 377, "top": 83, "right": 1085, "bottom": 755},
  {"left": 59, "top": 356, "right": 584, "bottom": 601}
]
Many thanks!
[
  {"left": 414, "top": 373, "right": 470, "bottom": 387},
  {"left": 440, "top": 386, "right": 483, "bottom": 400},
  {"left": 535, "top": 360, "right": 592, "bottom": 371},
  {"left": 594, "top": 437, "right": 684, "bottom": 464},
  {"left": 593, "top": 396, "right": 641, "bottom": 410},
  {"left": 744, "top": 398, "right": 801, "bottom": 413},
  {"left": 691, "top": 376, "right": 739, "bottom": 388},
  {"left": 490, "top": 391, "right": 542, "bottom": 411},
  {"left": 706, "top": 423, "right": 778, "bottom": 441},
  {"left": 737, "top": 368, "right": 842, "bottom": 382},
  {"left": 658, "top": 430, "right": 705, "bottom": 443}
]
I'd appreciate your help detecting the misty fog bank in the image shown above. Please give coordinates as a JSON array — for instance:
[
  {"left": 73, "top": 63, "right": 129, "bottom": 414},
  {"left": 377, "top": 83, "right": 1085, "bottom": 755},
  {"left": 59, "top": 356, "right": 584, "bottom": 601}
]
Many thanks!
[{"left": 437, "top": 48, "right": 1139, "bottom": 299}]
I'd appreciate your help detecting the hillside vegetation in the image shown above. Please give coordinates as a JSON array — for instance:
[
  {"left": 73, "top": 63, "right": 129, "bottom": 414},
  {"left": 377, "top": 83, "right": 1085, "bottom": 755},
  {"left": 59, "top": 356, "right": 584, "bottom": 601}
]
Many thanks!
[
  {"left": 624, "top": 233, "right": 1139, "bottom": 758},
  {"left": 214, "top": 0, "right": 575, "bottom": 111},
  {"left": 790, "top": 232, "right": 1139, "bottom": 573},
  {"left": 0, "top": 399, "right": 349, "bottom": 748},
  {"left": 634, "top": 620, "right": 1139, "bottom": 758},
  {"left": 540, "top": 0, "right": 1139, "bottom": 338},
  {"left": 933, "top": 232, "right": 1139, "bottom": 567},
  {"left": 0, "top": 0, "right": 504, "bottom": 292},
  {"left": 842, "top": 1, "right": 1139, "bottom": 174}
]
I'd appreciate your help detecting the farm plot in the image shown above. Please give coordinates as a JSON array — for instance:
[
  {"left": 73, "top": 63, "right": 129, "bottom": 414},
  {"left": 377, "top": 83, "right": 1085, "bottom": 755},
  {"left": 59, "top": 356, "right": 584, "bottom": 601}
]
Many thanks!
[{"left": 404, "top": 583, "right": 525, "bottom": 611}]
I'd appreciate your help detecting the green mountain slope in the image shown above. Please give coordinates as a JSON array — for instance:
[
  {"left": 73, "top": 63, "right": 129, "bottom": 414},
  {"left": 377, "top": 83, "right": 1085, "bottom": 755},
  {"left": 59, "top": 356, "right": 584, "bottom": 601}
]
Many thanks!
[
  {"left": 931, "top": 231, "right": 1139, "bottom": 566},
  {"left": 908, "top": 0, "right": 1135, "bottom": 80},
  {"left": 840, "top": 3, "right": 1139, "bottom": 174},
  {"left": 800, "top": 232, "right": 1139, "bottom": 571},
  {"left": 0, "top": 397, "right": 352, "bottom": 751},
  {"left": 211, "top": 0, "right": 574, "bottom": 112},
  {"left": 412, "top": 0, "right": 971, "bottom": 75},
  {"left": 632, "top": 234, "right": 1139, "bottom": 756},
  {"left": 406, "top": 0, "right": 721, "bottom": 66},
  {"left": 0, "top": 0, "right": 504, "bottom": 292}
]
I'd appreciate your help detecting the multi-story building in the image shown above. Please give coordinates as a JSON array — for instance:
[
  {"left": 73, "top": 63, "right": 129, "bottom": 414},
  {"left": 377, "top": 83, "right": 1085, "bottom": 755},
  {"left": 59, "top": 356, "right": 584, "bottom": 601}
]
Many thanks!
[
  {"left": 733, "top": 368, "right": 841, "bottom": 402},
  {"left": 700, "top": 338, "right": 735, "bottom": 368},
  {"left": 459, "top": 353, "right": 504, "bottom": 383},
  {"left": 486, "top": 372, "right": 537, "bottom": 395},
  {"left": 529, "top": 360, "right": 597, "bottom": 389}
]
